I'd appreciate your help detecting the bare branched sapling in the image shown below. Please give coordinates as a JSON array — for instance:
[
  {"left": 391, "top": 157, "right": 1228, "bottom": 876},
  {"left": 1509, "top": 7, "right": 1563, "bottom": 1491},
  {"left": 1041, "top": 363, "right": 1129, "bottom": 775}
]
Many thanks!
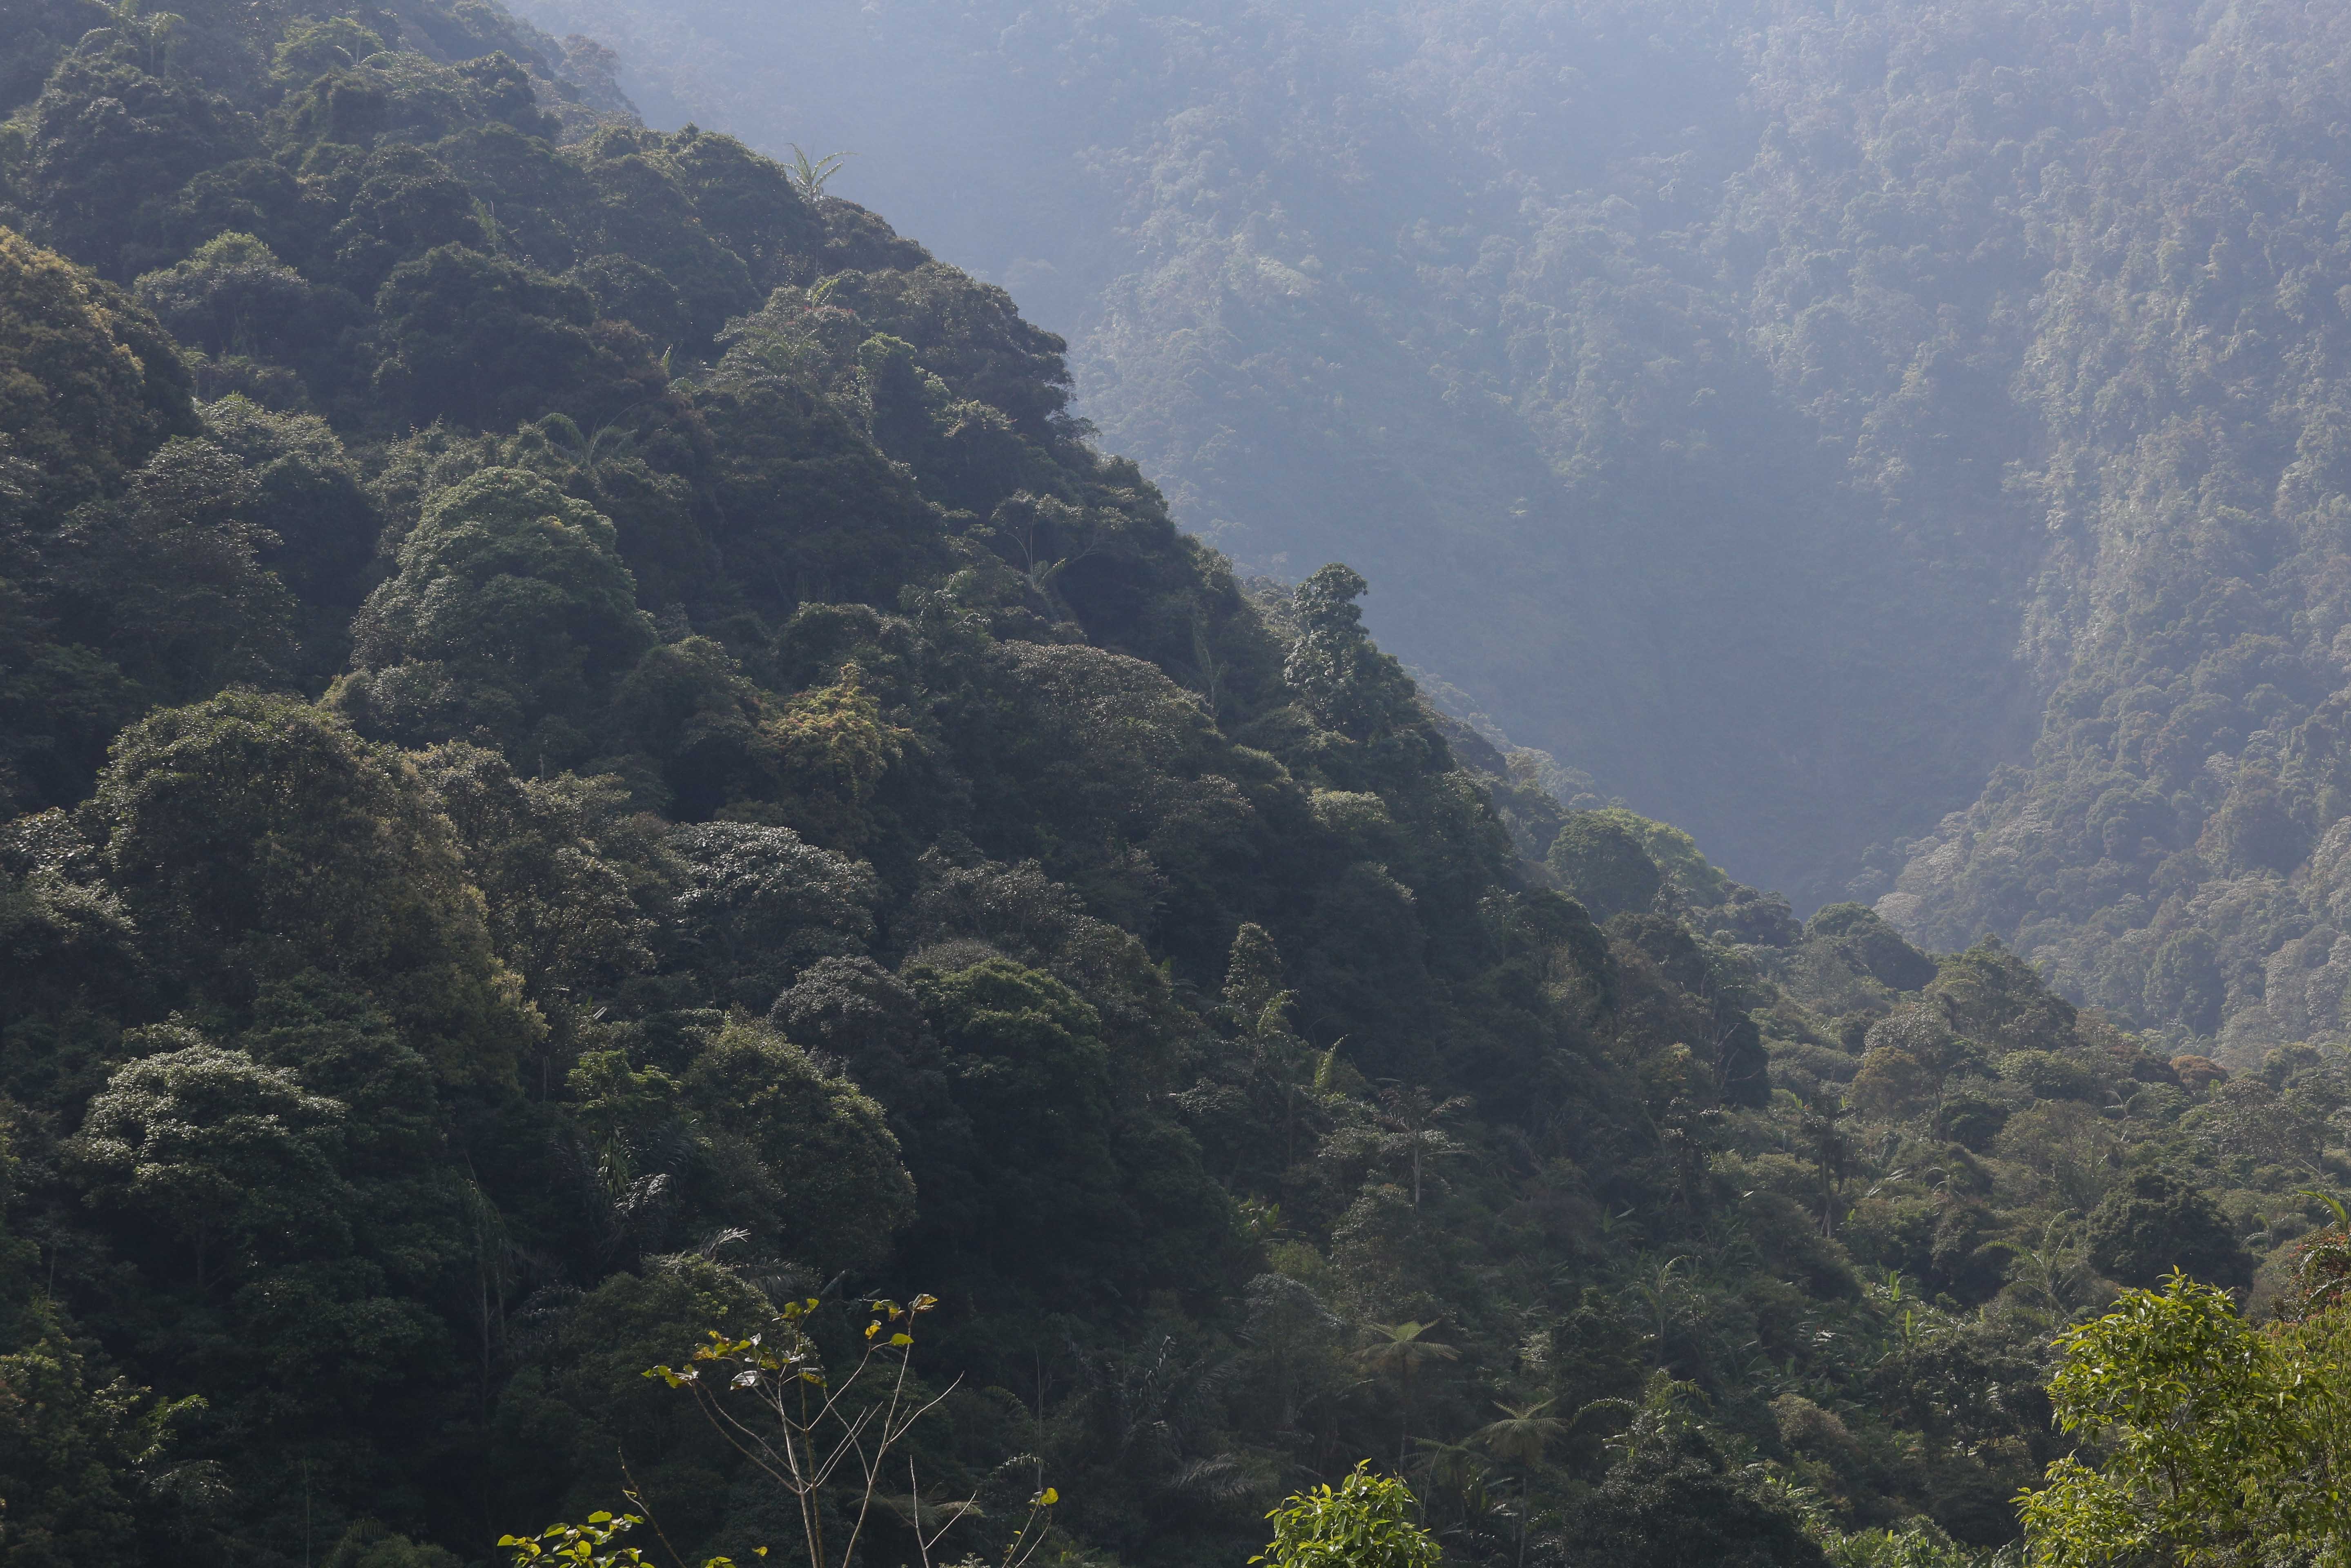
[{"left": 645, "top": 1294, "right": 1059, "bottom": 1568}]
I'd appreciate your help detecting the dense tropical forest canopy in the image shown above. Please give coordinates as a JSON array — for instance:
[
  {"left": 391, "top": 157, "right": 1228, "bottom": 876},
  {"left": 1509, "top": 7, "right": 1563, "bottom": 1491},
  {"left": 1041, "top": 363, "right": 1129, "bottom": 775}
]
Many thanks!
[
  {"left": 2, "top": 0, "right": 2351, "bottom": 1564},
  {"left": 516, "top": 0, "right": 2351, "bottom": 1065}
]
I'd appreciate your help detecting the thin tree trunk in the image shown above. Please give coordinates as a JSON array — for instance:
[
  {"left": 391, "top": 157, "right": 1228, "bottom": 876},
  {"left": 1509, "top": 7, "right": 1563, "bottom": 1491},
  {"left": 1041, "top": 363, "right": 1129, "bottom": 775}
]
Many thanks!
[{"left": 1399, "top": 1368, "right": 1414, "bottom": 1470}]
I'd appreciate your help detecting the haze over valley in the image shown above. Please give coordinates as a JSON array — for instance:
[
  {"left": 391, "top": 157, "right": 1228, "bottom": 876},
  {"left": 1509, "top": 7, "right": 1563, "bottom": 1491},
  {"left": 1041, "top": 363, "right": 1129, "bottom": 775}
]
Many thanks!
[{"left": 5, "top": 1, "right": 2351, "bottom": 1564}]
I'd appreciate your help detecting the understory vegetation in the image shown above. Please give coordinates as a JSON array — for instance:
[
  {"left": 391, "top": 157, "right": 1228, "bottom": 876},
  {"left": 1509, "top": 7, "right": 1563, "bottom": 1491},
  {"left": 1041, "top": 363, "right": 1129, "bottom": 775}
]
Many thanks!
[{"left": 2, "top": 1, "right": 2349, "bottom": 1565}]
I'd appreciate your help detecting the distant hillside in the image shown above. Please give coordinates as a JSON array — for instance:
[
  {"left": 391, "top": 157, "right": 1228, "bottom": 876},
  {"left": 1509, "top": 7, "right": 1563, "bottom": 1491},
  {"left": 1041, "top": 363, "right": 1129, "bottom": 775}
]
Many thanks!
[{"left": 515, "top": 0, "right": 2351, "bottom": 1060}]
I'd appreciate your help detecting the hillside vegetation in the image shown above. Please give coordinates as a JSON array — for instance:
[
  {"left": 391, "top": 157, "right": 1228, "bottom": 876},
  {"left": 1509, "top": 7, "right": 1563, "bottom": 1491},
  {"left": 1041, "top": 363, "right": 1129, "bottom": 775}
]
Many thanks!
[
  {"left": 515, "top": 0, "right": 2351, "bottom": 1064},
  {"left": 1, "top": 2, "right": 2349, "bottom": 1566}
]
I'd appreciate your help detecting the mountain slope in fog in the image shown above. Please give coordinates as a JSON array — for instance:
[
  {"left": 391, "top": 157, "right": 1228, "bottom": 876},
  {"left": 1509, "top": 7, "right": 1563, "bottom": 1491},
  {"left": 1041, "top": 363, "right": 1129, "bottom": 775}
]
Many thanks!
[{"left": 521, "top": 0, "right": 2351, "bottom": 1056}]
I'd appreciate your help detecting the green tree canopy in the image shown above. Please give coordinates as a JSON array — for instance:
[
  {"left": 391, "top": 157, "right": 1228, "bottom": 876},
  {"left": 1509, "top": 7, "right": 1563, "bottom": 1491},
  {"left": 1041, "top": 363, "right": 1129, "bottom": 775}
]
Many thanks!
[
  {"left": 0, "top": 226, "right": 196, "bottom": 508},
  {"left": 1547, "top": 812, "right": 1663, "bottom": 922},
  {"left": 89, "top": 689, "right": 541, "bottom": 1084},
  {"left": 53, "top": 434, "right": 298, "bottom": 702},
  {"left": 681, "top": 1015, "right": 915, "bottom": 1272},
  {"left": 372, "top": 245, "right": 661, "bottom": 430},
  {"left": 2019, "top": 1275, "right": 2351, "bottom": 1566},
  {"left": 69, "top": 1035, "right": 350, "bottom": 1287},
  {"left": 1285, "top": 564, "right": 1420, "bottom": 743},
  {"left": 2085, "top": 1171, "right": 2254, "bottom": 1293},
  {"left": 132, "top": 232, "right": 314, "bottom": 361},
  {"left": 1252, "top": 1463, "right": 1439, "bottom": 1568},
  {"left": 341, "top": 466, "right": 654, "bottom": 756}
]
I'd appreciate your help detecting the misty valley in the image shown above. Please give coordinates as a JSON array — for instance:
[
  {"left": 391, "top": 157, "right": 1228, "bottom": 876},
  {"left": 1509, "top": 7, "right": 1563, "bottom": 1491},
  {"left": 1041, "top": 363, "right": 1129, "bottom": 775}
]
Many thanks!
[{"left": 2, "top": 1, "right": 2350, "bottom": 1565}]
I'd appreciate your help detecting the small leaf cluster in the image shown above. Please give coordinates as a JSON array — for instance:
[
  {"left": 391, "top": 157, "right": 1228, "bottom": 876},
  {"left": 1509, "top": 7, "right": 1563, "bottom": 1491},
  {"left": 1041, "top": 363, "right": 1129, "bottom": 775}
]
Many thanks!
[
  {"left": 1252, "top": 1463, "right": 1440, "bottom": 1568},
  {"left": 498, "top": 1510, "right": 759, "bottom": 1568}
]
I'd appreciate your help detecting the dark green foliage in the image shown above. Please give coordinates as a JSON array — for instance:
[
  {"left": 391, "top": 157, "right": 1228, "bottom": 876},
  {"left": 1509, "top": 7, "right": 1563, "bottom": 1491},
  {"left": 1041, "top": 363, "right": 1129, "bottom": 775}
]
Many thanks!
[
  {"left": 328, "top": 146, "right": 488, "bottom": 296},
  {"left": 320, "top": 1521, "right": 463, "bottom": 1568},
  {"left": 821, "top": 262, "right": 1068, "bottom": 437},
  {"left": 1932, "top": 1092, "right": 2008, "bottom": 1155},
  {"left": 148, "top": 157, "right": 332, "bottom": 279},
  {"left": 0, "top": 1111, "right": 182, "bottom": 1566},
  {"left": 0, "top": 808, "right": 140, "bottom": 1033},
  {"left": 0, "top": 258, "right": 307, "bottom": 799},
  {"left": 1805, "top": 905, "right": 1936, "bottom": 993},
  {"left": 89, "top": 690, "right": 542, "bottom": 1084},
  {"left": 905, "top": 956, "right": 1224, "bottom": 1300},
  {"left": 647, "top": 126, "right": 818, "bottom": 294},
  {"left": 413, "top": 741, "right": 655, "bottom": 1001},
  {"left": 371, "top": 245, "right": 662, "bottom": 430},
  {"left": 679, "top": 1014, "right": 913, "bottom": 1272},
  {"left": 0, "top": 0, "right": 106, "bottom": 115},
  {"left": 0, "top": 1306, "right": 178, "bottom": 1567},
  {"left": 484, "top": 1258, "right": 770, "bottom": 1536},
  {"left": 22, "top": 44, "right": 260, "bottom": 277},
  {"left": 51, "top": 434, "right": 298, "bottom": 701},
  {"left": 0, "top": 225, "right": 196, "bottom": 506},
  {"left": 662, "top": 820, "right": 877, "bottom": 1006},
  {"left": 1564, "top": 1394, "right": 1827, "bottom": 1568},
  {"left": 0, "top": 574, "right": 142, "bottom": 810},
  {"left": 239, "top": 975, "right": 443, "bottom": 1168},
  {"left": 132, "top": 231, "right": 314, "bottom": 361},
  {"left": 0, "top": 7, "right": 2298, "bottom": 1565},
  {"left": 689, "top": 369, "right": 945, "bottom": 608},
  {"left": 564, "top": 126, "right": 758, "bottom": 349},
  {"left": 1285, "top": 564, "right": 1418, "bottom": 743},
  {"left": 194, "top": 394, "right": 383, "bottom": 671},
  {"left": 2085, "top": 1171, "right": 2255, "bottom": 1293},
  {"left": 339, "top": 464, "right": 654, "bottom": 756},
  {"left": 565, "top": 253, "right": 687, "bottom": 349},
  {"left": 70, "top": 1036, "right": 352, "bottom": 1287},
  {"left": 1549, "top": 813, "right": 1664, "bottom": 922}
]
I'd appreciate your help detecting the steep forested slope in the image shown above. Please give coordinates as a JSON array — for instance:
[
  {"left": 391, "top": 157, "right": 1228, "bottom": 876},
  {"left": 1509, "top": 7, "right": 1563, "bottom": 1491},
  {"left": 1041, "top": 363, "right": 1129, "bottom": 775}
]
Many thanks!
[
  {"left": 0, "top": 3, "right": 2347, "bottom": 1567},
  {"left": 510, "top": 0, "right": 2351, "bottom": 1060},
  {"left": 499, "top": 0, "right": 2046, "bottom": 911}
]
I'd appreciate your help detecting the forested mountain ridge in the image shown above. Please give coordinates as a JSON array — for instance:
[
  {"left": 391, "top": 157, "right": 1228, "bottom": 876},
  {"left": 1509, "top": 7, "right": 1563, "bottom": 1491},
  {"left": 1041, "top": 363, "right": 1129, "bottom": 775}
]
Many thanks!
[
  {"left": 1, "top": 1, "right": 2348, "bottom": 1565},
  {"left": 511, "top": 0, "right": 2351, "bottom": 1060},
  {"left": 506, "top": 0, "right": 2048, "bottom": 912}
]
